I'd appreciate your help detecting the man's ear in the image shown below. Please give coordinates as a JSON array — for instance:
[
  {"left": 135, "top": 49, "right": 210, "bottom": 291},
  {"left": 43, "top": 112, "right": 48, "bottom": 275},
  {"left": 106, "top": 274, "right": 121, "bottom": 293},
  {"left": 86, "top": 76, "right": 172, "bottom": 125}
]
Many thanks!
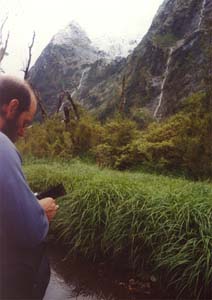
[{"left": 5, "top": 99, "right": 20, "bottom": 119}]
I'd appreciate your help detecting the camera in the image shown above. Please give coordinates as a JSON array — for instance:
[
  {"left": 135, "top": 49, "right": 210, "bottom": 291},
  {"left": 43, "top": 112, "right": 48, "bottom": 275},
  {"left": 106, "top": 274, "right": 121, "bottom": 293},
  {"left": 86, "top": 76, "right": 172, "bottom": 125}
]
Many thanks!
[{"left": 35, "top": 183, "right": 66, "bottom": 200}]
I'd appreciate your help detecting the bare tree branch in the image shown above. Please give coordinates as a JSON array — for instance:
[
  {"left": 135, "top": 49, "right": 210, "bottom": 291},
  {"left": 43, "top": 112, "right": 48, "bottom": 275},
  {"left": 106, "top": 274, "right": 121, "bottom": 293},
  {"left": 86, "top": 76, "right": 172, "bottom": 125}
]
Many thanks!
[
  {"left": 0, "top": 16, "right": 8, "bottom": 41},
  {"left": 0, "top": 17, "right": 9, "bottom": 66},
  {"left": 65, "top": 90, "right": 80, "bottom": 120},
  {"left": 33, "top": 89, "right": 48, "bottom": 121},
  {"left": 63, "top": 106, "right": 70, "bottom": 127},
  {"left": 23, "top": 31, "right": 36, "bottom": 80},
  {"left": 0, "top": 31, "right": 9, "bottom": 64},
  {"left": 57, "top": 91, "right": 65, "bottom": 113},
  {"left": 119, "top": 75, "right": 126, "bottom": 113}
]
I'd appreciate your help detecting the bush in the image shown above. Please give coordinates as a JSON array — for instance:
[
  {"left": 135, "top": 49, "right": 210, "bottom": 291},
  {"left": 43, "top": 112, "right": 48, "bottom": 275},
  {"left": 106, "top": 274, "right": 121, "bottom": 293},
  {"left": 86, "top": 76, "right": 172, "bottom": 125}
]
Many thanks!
[
  {"left": 18, "top": 92, "right": 212, "bottom": 178},
  {"left": 143, "top": 92, "right": 212, "bottom": 177},
  {"left": 116, "top": 92, "right": 212, "bottom": 178},
  {"left": 93, "top": 116, "right": 139, "bottom": 169},
  {"left": 18, "top": 115, "right": 104, "bottom": 160},
  {"left": 130, "top": 107, "right": 153, "bottom": 129}
]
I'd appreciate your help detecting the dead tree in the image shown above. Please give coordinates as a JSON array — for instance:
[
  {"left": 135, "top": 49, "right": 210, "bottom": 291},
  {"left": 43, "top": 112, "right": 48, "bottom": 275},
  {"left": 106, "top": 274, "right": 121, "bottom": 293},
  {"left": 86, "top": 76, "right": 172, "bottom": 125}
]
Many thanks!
[
  {"left": 57, "top": 91, "right": 65, "bottom": 113},
  {"left": 21, "top": 31, "right": 47, "bottom": 121},
  {"left": 204, "top": 19, "right": 212, "bottom": 108},
  {"left": 34, "top": 89, "right": 47, "bottom": 121},
  {"left": 0, "top": 17, "right": 10, "bottom": 67},
  {"left": 57, "top": 90, "right": 80, "bottom": 122},
  {"left": 63, "top": 106, "right": 70, "bottom": 128},
  {"left": 119, "top": 75, "right": 126, "bottom": 114},
  {"left": 65, "top": 91, "right": 80, "bottom": 121},
  {"left": 22, "top": 31, "right": 35, "bottom": 80}
]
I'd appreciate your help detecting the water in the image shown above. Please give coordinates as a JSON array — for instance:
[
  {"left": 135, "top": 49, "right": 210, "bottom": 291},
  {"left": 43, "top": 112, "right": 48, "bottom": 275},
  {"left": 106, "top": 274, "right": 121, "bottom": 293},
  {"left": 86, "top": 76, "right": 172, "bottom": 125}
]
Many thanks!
[
  {"left": 198, "top": 0, "right": 207, "bottom": 30},
  {"left": 43, "top": 244, "right": 167, "bottom": 300},
  {"left": 153, "top": 47, "right": 174, "bottom": 119},
  {"left": 44, "top": 269, "right": 75, "bottom": 300},
  {"left": 71, "top": 67, "right": 90, "bottom": 98},
  {"left": 153, "top": 0, "right": 207, "bottom": 119}
]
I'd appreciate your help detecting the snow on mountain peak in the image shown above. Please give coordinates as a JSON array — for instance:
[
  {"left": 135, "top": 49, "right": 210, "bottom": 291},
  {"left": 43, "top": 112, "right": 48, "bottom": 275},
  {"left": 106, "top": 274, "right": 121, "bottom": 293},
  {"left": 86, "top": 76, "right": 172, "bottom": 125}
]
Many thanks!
[
  {"left": 92, "top": 35, "right": 140, "bottom": 59},
  {"left": 51, "top": 21, "right": 91, "bottom": 46},
  {"left": 51, "top": 21, "right": 140, "bottom": 59}
]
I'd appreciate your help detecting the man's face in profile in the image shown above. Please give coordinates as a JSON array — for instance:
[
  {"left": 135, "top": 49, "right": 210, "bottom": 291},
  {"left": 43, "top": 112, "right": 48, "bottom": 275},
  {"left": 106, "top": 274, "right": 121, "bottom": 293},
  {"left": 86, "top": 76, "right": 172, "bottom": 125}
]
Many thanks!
[
  {"left": 1, "top": 114, "right": 20, "bottom": 142},
  {"left": 1, "top": 97, "right": 37, "bottom": 142}
]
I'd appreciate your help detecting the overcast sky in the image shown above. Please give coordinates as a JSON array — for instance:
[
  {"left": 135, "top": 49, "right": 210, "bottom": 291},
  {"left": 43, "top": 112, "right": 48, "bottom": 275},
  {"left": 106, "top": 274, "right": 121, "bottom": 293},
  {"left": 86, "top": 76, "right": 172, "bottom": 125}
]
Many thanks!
[{"left": 1, "top": 0, "right": 164, "bottom": 77}]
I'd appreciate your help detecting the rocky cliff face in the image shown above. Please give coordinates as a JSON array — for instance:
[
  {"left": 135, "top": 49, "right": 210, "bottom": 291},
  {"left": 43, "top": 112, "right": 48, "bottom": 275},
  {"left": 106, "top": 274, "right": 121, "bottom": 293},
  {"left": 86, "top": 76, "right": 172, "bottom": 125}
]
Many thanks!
[
  {"left": 30, "top": 0, "right": 212, "bottom": 119},
  {"left": 29, "top": 22, "right": 108, "bottom": 112},
  {"left": 122, "top": 0, "right": 212, "bottom": 118},
  {"left": 81, "top": 0, "right": 212, "bottom": 119}
]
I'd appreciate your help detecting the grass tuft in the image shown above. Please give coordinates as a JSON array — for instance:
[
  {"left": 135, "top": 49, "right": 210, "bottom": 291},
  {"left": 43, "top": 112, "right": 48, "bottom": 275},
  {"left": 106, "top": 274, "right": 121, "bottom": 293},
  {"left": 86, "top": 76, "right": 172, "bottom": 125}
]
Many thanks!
[{"left": 24, "top": 159, "right": 212, "bottom": 298}]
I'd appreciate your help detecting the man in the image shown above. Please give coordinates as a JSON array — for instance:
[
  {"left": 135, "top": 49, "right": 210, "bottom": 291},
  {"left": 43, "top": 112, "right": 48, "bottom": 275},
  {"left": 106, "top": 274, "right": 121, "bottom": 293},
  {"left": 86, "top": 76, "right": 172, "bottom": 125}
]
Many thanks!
[{"left": 0, "top": 75, "right": 58, "bottom": 299}]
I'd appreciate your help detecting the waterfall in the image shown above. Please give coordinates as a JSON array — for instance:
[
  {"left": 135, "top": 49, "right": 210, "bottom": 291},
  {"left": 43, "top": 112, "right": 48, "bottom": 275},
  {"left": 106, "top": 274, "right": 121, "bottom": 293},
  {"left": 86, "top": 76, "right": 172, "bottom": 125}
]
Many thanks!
[
  {"left": 154, "top": 47, "right": 174, "bottom": 118},
  {"left": 59, "top": 67, "right": 89, "bottom": 118},
  {"left": 153, "top": 0, "right": 207, "bottom": 119},
  {"left": 71, "top": 67, "right": 90, "bottom": 98},
  {"left": 198, "top": 0, "right": 207, "bottom": 30},
  {"left": 78, "top": 69, "right": 87, "bottom": 90}
]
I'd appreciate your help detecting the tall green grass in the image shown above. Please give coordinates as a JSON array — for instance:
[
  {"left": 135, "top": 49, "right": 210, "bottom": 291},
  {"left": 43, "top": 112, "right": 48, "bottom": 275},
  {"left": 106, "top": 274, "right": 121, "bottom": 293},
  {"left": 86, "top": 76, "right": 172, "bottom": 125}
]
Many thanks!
[{"left": 24, "top": 159, "right": 212, "bottom": 298}]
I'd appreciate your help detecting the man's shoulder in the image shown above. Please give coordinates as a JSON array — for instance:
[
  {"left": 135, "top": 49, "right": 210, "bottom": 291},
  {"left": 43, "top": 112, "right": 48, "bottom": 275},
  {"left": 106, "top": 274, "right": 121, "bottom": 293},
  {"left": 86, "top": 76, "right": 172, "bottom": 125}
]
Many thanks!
[
  {"left": 0, "top": 132, "right": 22, "bottom": 163},
  {"left": 0, "top": 132, "right": 14, "bottom": 147}
]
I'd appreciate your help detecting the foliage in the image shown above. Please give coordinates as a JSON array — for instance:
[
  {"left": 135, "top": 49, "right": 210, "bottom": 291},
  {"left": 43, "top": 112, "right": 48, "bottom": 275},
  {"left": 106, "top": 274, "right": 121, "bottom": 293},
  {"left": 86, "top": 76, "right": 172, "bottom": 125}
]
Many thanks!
[
  {"left": 24, "top": 159, "right": 212, "bottom": 298},
  {"left": 111, "top": 92, "right": 212, "bottom": 178},
  {"left": 93, "top": 116, "right": 139, "bottom": 169},
  {"left": 18, "top": 115, "right": 104, "bottom": 159},
  {"left": 18, "top": 91, "right": 212, "bottom": 178},
  {"left": 130, "top": 107, "right": 153, "bottom": 129},
  {"left": 142, "top": 92, "right": 212, "bottom": 178},
  {"left": 152, "top": 33, "right": 178, "bottom": 48}
]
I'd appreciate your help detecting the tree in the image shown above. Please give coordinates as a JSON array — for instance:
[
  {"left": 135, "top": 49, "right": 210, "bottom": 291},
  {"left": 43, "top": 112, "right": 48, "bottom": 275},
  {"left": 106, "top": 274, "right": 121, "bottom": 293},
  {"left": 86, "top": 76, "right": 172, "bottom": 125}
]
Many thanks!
[
  {"left": 204, "top": 19, "right": 212, "bottom": 109},
  {"left": 57, "top": 90, "right": 80, "bottom": 125},
  {"left": 22, "top": 31, "right": 48, "bottom": 121},
  {"left": 119, "top": 75, "right": 127, "bottom": 114},
  {"left": 34, "top": 89, "right": 48, "bottom": 121},
  {"left": 0, "top": 16, "right": 9, "bottom": 70},
  {"left": 22, "top": 31, "right": 35, "bottom": 80}
]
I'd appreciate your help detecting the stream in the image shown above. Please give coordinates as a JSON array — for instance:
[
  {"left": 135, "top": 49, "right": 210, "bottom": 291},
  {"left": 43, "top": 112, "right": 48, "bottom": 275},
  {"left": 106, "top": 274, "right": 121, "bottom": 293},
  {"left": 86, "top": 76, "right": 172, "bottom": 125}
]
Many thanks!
[{"left": 43, "top": 244, "right": 168, "bottom": 300}]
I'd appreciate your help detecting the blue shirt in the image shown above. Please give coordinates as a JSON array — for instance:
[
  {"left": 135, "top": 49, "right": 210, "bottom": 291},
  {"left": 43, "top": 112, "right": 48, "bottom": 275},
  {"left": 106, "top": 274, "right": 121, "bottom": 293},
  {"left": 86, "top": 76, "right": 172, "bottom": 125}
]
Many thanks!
[{"left": 0, "top": 132, "right": 49, "bottom": 260}]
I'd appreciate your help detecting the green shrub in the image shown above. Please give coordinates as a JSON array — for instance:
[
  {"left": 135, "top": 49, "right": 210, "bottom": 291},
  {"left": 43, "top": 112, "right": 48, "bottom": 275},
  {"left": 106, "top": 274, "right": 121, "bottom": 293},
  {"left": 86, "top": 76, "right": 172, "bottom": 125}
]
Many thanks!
[
  {"left": 143, "top": 92, "right": 212, "bottom": 177},
  {"left": 18, "top": 92, "right": 212, "bottom": 178},
  {"left": 18, "top": 115, "right": 104, "bottom": 160},
  {"left": 93, "top": 116, "right": 139, "bottom": 169},
  {"left": 153, "top": 33, "right": 178, "bottom": 48}
]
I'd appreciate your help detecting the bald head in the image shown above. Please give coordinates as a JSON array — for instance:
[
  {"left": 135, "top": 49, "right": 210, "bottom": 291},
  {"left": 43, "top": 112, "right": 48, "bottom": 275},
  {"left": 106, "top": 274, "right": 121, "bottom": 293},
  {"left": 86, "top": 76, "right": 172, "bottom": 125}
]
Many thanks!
[
  {"left": 0, "top": 75, "right": 37, "bottom": 142},
  {"left": 0, "top": 75, "right": 36, "bottom": 116}
]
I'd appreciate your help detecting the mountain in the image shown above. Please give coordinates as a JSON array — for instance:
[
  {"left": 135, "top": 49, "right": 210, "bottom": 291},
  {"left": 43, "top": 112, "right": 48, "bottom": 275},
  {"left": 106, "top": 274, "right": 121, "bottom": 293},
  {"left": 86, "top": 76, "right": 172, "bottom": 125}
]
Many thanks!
[
  {"left": 92, "top": 35, "right": 140, "bottom": 59},
  {"left": 29, "top": 0, "right": 212, "bottom": 119},
  {"left": 77, "top": 0, "right": 212, "bottom": 118},
  {"left": 29, "top": 22, "right": 134, "bottom": 115},
  {"left": 122, "top": 0, "right": 212, "bottom": 118},
  {"left": 29, "top": 22, "right": 108, "bottom": 112}
]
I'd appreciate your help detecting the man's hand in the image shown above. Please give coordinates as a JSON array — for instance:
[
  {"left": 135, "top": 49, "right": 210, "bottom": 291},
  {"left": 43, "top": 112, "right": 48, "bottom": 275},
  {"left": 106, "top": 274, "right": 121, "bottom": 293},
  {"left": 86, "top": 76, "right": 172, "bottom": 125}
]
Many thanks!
[{"left": 38, "top": 197, "right": 59, "bottom": 222}]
